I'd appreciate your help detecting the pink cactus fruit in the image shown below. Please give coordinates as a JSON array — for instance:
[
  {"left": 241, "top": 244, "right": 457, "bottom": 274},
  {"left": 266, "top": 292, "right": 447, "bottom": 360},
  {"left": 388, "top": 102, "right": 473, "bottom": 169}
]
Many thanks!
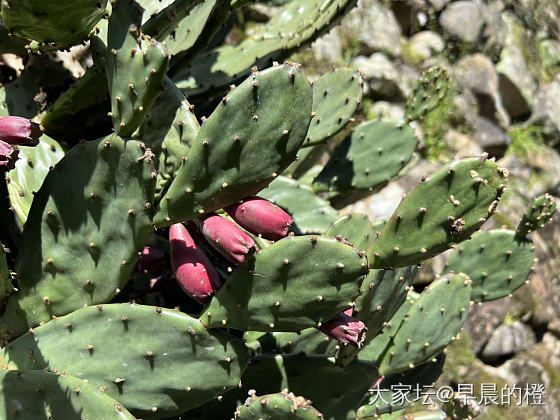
[
  {"left": 194, "top": 213, "right": 256, "bottom": 264},
  {"left": 318, "top": 309, "right": 367, "bottom": 347},
  {"left": 134, "top": 246, "right": 166, "bottom": 272},
  {"left": 0, "top": 140, "right": 19, "bottom": 171},
  {"left": 0, "top": 116, "right": 41, "bottom": 146},
  {"left": 169, "top": 223, "right": 221, "bottom": 302},
  {"left": 224, "top": 196, "right": 293, "bottom": 241}
]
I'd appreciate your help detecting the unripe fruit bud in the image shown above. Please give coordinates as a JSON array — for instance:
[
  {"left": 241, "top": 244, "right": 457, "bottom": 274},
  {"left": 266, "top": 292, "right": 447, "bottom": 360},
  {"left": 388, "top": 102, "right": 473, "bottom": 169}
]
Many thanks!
[
  {"left": 194, "top": 213, "right": 256, "bottom": 264},
  {"left": 0, "top": 116, "right": 41, "bottom": 146},
  {"left": 318, "top": 310, "right": 367, "bottom": 347},
  {"left": 225, "top": 196, "right": 293, "bottom": 241},
  {"left": 169, "top": 223, "right": 221, "bottom": 302}
]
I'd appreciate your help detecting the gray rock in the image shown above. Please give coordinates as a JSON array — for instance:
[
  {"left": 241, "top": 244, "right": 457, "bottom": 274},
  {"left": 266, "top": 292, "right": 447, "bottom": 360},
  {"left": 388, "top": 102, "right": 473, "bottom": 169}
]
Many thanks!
[
  {"left": 352, "top": 53, "right": 413, "bottom": 99},
  {"left": 312, "top": 27, "right": 343, "bottom": 64},
  {"left": 540, "top": 39, "right": 560, "bottom": 79},
  {"left": 481, "top": 321, "right": 536, "bottom": 361},
  {"left": 463, "top": 297, "right": 511, "bottom": 355},
  {"left": 368, "top": 101, "right": 405, "bottom": 122},
  {"left": 340, "top": 0, "right": 402, "bottom": 56},
  {"left": 496, "top": 13, "right": 537, "bottom": 118},
  {"left": 428, "top": 0, "right": 451, "bottom": 12},
  {"left": 455, "top": 54, "right": 509, "bottom": 127},
  {"left": 444, "top": 130, "right": 483, "bottom": 157},
  {"left": 474, "top": 116, "right": 511, "bottom": 157},
  {"left": 339, "top": 181, "right": 405, "bottom": 222},
  {"left": 407, "top": 31, "right": 445, "bottom": 63},
  {"left": 440, "top": 1, "right": 487, "bottom": 43},
  {"left": 530, "top": 79, "right": 560, "bottom": 143}
]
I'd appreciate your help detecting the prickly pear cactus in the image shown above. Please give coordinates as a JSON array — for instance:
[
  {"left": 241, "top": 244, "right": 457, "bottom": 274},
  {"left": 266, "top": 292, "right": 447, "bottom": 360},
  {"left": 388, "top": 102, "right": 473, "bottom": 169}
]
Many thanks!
[
  {"left": 1, "top": 0, "right": 108, "bottom": 47},
  {"left": 0, "top": 1, "right": 553, "bottom": 419}
]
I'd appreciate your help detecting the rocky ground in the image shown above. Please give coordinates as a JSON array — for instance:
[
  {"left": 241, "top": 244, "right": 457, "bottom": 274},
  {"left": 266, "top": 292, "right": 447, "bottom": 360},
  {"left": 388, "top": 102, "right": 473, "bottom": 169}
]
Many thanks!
[{"left": 246, "top": 0, "right": 560, "bottom": 418}]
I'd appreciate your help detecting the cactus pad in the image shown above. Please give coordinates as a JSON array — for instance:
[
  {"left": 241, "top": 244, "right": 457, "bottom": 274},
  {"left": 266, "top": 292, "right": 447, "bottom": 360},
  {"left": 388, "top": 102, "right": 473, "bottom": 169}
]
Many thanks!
[
  {"left": 304, "top": 68, "right": 364, "bottom": 147},
  {"left": 404, "top": 67, "right": 450, "bottom": 123},
  {"left": 444, "top": 229, "right": 535, "bottom": 302},
  {"left": 96, "top": 0, "right": 170, "bottom": 137},
  {"left": 367, "top": 157, "right": 508, "bottom": 268},
  {"left": 377, "top": 273, "right": 471, "bottom": 375},
  {"left": 324, "top": 213, "right": 377, "bottom": 250},
  {"left": 235, "top": 390, "right": 324, "bottom": 419},
  {"left": 1, "top": 303, "right": 248, "bottom": 418},
  {"left": 201, "top": 235, "right": 368, "bottom": 331},
  {"left": 172, "top": 0, "right": 358, "bottom": 95},
  {"left": 312, "top": 120, "right": 417, "bottom": 195},
  {"left": 154, "top": 63, "right": 313, "bottom": 227},
  {"left": 337, "top": 266, "right": 418, "bottom": 367},
  {"left": 0, "top": 369, "right": 135, "bottom": 419},
  {"left": 134, "top": 76, "right": 199, "bottom": 202},
  {"left": 6, "top": 135, "right": 64, "bottom": 225},
  {"left": 516, "top": 193, "right": 557, "bottom": 238},
  {"left": 0, "top": 134, "right": 156, "bottom": 340},
  {"left": 1, "top": 0, "right": 108, "bottom": 47}
]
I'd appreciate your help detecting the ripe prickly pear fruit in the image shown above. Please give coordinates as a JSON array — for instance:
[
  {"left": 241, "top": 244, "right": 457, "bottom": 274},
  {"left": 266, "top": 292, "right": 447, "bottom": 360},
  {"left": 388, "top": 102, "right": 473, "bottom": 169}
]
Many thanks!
[
  {"left": 0, "top": 140, "right": 18, "bottom": 171},
  {"left": 0, "top": 116, "right": 41, "bottom": 146},
  {"left": 169, "top": 223, "right": 221, "bottom": 302},
  {"left": 224, "top": 196, "right": 293, "bottom": 241},
  {"left": 134, "top": 246, "right": 166, "bottom": 272},
  {"left": 194, "top": 213, "right": 256, "bottom": 264},
  {"left": 318, "top": 309, "right": 367, "bottom": 347}
]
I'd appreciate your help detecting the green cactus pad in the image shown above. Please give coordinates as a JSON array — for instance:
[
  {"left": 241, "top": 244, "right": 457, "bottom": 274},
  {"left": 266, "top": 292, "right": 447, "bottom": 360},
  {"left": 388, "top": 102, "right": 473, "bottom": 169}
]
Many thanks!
[
  {"left": 258, "top": 176, "right": 338, "bottom": 235},
  {"left": 356, "top": 354, "right": 445, "bottom": 417},
  {"left": 357, "top": 291, "right": 418, "bottom": 363},
  {"left": 336, "top": 266, "right": 418, "bottom": 367},
  {"left": 367, "top": 157, "right": 508, "bottom": 268},
  {"left": 134, "top": 76, "right": 199, "bottom": 203},
  {"left": 304, "top": 68, "right": 364, "bottom": 147},
  {"left": 144, "top": 0, "right": 228, "bottom": 58},
  {"left": 0, "top": 369, "right": 135, "bottom": 419},
  {"left": 516, "top": 193, "right": 558, "bottom": 238},
  {"left": 324, "top": 213, "right": 377, "bottom": 250},
  {"left": 247, "top": 329, "right": 337, "bottom": 357},
  {"left": 142, "top": 0, "right": 209, "bottom": 40},
  {"left": 377, "top": 273, "right": 471, "bottom": 375},
  {"left": 404, "top": 67, "right": 450, "bottom": 123},
  {"left": 0, "top": 22, "right": 28, "bottom": 55},
  {"left": 172, "top": 0, "right": 357, "bottom": 95},
  {"left": 154, "top": 63, "right": 313, "bottom": 227},
  {"left": 245, "top": 354, "right": 379, "bottom": 420},
  {"left": 444, "top": 229, "right": 535, "bottom": 302},
  {"left": 1, "top": 303, "right": 248, "bottom": 419},
  {"left": 6, "top": 135, "right": 64, "bottom": 225},
  {"left": 0, "top": 134, "right": 156, "bottom": 340},
  {"left": 312, "top": 120, "right": 417, "bottom": 195},
  {"left": 95, "top": 0, "right": 169, "bottom": 137},
  {"left": 1, "top": 0, "right": 108, "bottom": 47},
  {"left": 201, "top": 235, "right": 368, "bottom": 331},
  {"left": 235, "top": 390, "right": 324, "bottom": 419},
  {"left": 185, "top": 353, "right": 378, "bottom": 420}
]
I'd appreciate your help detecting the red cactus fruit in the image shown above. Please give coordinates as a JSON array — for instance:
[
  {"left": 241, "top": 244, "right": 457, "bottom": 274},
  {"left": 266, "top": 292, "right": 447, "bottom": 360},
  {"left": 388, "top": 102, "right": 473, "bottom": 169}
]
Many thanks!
[
  {"left": 194, "top": 213, "right": 256, "bottom": 264},
  {"left": 318, "top": 310, "right": 367, "bottom": 347},
  {"left": 224, "top": 196, "right": 293, "bottom": 241},
  {"left": 169, "top": 223, "right": 221, "bottom": 301},
  {"left": 134, "top": 246, "right": 166, "bottom": 272},
  {"left": 0, "top": 140, "right": 19, "bottom": 171},
  {"left": 0, "top": 116, "right": 41, "bottom": 146}
]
